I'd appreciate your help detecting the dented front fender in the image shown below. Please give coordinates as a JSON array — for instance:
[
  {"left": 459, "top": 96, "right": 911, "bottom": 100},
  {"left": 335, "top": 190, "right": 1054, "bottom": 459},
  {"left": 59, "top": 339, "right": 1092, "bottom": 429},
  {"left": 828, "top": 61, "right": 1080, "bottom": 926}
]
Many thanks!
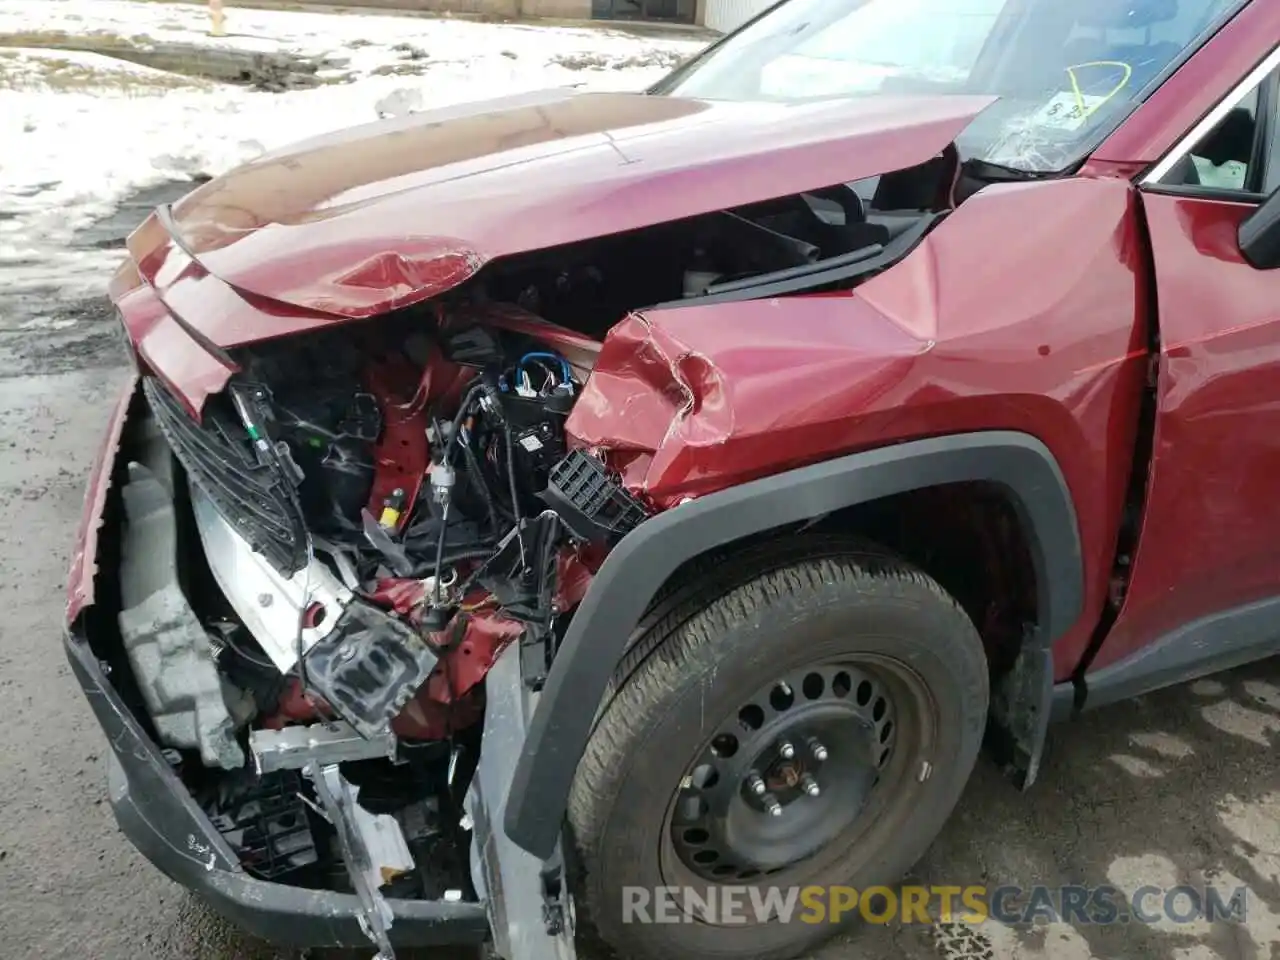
[{"left": 565, "top": 177, "right": 1148, "bottom": 541}]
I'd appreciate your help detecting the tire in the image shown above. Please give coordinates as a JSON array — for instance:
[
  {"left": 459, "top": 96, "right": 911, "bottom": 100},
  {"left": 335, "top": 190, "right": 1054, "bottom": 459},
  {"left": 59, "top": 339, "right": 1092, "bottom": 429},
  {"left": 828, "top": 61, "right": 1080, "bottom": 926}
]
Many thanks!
[{"left": 567, "top": 537, "right": 989, "bottom": 960}]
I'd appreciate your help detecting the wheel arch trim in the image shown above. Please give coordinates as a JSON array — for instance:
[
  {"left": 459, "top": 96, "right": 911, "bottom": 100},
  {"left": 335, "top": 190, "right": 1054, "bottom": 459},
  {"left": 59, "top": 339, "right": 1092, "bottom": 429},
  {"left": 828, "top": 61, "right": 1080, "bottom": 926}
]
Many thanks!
[{"left": 504, "top": 430, "right": 1084, "bottom": 859}]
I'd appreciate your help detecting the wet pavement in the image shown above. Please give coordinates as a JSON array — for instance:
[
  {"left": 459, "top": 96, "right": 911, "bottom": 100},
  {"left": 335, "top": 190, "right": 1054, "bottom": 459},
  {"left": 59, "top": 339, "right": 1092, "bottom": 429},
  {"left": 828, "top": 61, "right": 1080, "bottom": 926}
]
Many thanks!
[
  {"left": 0, "top": 180, "right": 198, "bottom": 383},
  {"left": 0, "top": 191, "right": 1278, "bottom": 960}
]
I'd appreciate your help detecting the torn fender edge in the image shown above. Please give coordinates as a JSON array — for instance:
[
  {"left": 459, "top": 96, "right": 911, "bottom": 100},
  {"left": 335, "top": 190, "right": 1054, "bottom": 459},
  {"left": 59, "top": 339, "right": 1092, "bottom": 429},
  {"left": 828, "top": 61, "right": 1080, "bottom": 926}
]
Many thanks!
[
  {"left": 67, "top": 375, "right": 138, "bottom": 624},
  {"left": 563, "top": 298, "right": 932, "bottom": 504}
]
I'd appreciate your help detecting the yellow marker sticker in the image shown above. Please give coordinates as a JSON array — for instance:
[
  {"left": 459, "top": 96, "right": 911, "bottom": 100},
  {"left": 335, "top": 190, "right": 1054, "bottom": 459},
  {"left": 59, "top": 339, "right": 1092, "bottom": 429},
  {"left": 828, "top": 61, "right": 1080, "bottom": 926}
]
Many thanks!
[{"left": 1066, "top": 60, "right": 1134, "bottom": 119}]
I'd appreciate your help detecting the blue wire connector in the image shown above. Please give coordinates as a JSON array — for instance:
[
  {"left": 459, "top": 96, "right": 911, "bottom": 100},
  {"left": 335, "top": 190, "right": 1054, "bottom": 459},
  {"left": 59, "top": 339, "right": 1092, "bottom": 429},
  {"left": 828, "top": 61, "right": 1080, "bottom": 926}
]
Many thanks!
[{"left": 517, "top": 351, "right": 572, "bottom": 386}]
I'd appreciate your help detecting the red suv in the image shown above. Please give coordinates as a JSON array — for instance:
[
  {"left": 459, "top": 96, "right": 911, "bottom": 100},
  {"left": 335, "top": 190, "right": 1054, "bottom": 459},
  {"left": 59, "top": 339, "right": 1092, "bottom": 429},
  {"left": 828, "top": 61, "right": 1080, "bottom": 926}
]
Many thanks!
[{"left": 64, "top": 1, "right": 1280, "bottom": 958}]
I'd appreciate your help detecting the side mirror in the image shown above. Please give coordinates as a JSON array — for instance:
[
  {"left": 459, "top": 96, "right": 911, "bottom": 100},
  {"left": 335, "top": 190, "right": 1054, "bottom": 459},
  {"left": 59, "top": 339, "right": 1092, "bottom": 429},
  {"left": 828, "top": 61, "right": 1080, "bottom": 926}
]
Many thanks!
[{"left": 1239, "top": 189, "right": 1280, "bottom": 269}]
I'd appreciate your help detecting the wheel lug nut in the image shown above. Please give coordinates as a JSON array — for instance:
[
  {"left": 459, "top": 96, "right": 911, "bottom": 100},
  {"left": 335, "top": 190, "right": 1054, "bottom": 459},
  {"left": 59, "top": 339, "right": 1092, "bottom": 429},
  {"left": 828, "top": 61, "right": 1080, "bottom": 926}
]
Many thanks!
[
  {"left": 746, "top": 772, "right": 767, "bottom": 796},
  {"left": 801, "top": 774, "right": 820, "bottom": 797},
  {"left": 778, "top": 740, "right": 796, "bottom": 760},
  {"left": 809, "top": 738, "right": 828, "bottom": 762},
  {"left": 763, "top": 793, "right": 783, "bottom": 816},
  {"left": 778, "top": 682, "right": 793, "bottom": 697}
]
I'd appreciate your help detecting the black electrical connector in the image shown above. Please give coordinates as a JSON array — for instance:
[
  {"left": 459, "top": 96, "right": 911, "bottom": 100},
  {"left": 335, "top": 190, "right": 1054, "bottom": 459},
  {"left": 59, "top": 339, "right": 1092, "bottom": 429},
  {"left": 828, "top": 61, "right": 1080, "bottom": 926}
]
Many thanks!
[
  {"left": 443, "top": 326, "right": 503, "bottom": 367},
  {"left": 541, "top": 450, "right": 648, "bottom": 545}
]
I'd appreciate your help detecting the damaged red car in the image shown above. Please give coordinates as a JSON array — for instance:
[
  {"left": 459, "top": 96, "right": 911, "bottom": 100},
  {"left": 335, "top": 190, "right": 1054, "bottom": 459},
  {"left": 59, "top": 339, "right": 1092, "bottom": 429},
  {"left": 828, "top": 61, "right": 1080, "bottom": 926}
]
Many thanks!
[{"left": 64, "top": 0, "right": 1280, "bottom": 956}]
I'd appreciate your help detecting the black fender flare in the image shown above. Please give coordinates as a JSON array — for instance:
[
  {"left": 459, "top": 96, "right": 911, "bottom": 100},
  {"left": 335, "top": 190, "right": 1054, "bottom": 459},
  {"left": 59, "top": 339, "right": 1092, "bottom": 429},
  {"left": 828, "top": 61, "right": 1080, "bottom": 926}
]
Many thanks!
[{"left": 504, "top": 430, "right": 1084, "bottom": 859}]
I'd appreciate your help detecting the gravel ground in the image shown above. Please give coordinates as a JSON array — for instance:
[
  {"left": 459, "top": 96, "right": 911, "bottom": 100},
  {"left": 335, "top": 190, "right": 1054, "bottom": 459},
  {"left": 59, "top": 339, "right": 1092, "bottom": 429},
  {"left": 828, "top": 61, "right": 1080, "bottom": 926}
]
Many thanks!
[{"left": 0, "top": 260, "right": 1277, "bottom": 960}]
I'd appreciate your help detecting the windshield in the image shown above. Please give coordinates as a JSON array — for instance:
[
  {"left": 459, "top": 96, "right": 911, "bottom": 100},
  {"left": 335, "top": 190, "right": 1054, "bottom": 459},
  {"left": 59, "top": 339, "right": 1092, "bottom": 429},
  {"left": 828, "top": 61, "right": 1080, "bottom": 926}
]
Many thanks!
[{"left": 652, "top": 0, "right": 1246, "bottom": 172}]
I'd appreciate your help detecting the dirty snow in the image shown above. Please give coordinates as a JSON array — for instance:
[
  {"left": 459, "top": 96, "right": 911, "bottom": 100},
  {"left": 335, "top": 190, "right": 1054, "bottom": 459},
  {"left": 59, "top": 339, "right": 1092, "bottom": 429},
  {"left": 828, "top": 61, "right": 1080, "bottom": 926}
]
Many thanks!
[
  {"left": 0, "top": 0, "right": 700, "bottom": 79},
  {"left": 0, "top": 0, "right": 706, "bottom": 298},
  {"left": 1128, "top": 729, "right": 1195, "bottom": 759},
  {"left": 1107, "top": 753, "right": 1165, "bottom": 777},
  {"left": 1201, "top": 697, "right": 1280, "bottom": 746}
]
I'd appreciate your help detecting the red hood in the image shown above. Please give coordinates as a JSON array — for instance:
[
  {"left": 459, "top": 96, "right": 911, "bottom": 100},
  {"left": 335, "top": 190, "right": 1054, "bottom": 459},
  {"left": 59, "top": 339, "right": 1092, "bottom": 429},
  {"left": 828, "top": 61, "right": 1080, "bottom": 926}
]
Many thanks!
[{"left": 122, "top": 89, "right": 993, "bottom": 324}]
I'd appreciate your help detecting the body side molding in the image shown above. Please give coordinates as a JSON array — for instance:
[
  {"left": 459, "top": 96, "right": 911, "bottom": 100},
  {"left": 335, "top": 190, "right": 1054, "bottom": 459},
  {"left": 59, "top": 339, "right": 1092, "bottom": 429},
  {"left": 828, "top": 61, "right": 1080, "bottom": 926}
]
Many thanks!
[{"left": 1075, "top": 595, "right": 1280, "bottom": 713}]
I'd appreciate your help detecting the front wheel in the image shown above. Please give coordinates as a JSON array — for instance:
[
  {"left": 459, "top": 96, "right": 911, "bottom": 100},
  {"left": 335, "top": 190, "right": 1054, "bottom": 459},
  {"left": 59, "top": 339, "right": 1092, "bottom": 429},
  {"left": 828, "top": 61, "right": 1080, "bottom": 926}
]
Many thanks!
[{"left": 567, "top": 540, "right": 990, "bottom": 960}]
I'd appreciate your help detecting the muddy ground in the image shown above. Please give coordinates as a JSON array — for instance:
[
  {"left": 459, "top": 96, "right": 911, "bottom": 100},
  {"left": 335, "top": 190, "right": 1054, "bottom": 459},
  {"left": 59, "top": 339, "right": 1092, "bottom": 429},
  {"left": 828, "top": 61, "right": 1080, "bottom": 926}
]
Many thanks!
[{"left": 0, "top": 208, "right": 1277, "bottom": 960}]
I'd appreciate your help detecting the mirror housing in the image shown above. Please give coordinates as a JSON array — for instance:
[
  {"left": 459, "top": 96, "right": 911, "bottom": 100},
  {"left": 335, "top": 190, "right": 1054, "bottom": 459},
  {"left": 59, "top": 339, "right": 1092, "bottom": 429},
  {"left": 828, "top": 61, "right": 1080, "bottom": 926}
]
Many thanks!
[{"left": 1239, "top": 188, "right": 1280, "bottom": 269}]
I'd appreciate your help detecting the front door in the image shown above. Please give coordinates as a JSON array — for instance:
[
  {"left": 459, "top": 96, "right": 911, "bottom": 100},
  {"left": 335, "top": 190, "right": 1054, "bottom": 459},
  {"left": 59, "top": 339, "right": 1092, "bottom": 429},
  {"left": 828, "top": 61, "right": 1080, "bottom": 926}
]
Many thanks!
[{"left": 1100, "top": 44, "right": 1280, "bottom": 669}]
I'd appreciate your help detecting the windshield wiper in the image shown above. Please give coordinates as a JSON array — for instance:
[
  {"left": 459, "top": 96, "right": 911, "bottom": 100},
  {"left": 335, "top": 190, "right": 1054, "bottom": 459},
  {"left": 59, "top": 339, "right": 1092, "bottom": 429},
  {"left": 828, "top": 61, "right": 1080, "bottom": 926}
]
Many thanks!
[{"left": 963, "top": 157, "right": 1057, "bottom": 183}]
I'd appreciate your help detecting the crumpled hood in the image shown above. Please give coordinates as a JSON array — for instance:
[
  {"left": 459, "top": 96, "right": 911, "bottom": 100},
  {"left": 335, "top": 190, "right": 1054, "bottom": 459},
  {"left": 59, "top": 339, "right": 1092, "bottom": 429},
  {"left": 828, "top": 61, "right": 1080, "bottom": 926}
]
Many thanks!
[{"left": 124, "top": 88, "right": 994, "bottom": 322}]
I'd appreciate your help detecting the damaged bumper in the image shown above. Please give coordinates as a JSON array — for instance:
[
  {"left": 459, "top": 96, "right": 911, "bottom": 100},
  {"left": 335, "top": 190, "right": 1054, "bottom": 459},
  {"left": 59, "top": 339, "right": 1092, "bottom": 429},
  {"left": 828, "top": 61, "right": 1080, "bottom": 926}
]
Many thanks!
[
  {"left": 65, "top": 621, "right": 492, "bottom": 948},
  {"left": 64, "top": 380, "right": 575, "bottom": 956}
]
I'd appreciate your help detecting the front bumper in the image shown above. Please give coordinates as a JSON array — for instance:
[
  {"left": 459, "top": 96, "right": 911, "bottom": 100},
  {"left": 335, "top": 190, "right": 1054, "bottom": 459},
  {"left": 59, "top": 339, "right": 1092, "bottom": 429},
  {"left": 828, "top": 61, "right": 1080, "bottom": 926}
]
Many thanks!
[
  {"left": 65, "top": 621, "right": 492, "bottom": 949},
  {"left": 64, "top": 379, "right": 577, "bottom": 957}
]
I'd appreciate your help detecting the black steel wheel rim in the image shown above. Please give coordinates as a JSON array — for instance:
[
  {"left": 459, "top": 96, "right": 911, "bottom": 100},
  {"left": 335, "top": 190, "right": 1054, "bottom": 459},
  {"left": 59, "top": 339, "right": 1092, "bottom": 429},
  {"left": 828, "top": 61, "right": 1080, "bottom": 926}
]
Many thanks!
[{"left": 660, "top": 656, "right": 932, "bottom": 900}]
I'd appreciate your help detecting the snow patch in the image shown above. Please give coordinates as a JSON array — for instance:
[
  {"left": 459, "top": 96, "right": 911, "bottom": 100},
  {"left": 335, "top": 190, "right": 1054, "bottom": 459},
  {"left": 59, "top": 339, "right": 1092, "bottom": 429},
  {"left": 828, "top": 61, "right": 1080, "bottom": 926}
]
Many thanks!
[
  {"left": 1128, "top": 730, "right": 1195, "bottom": 760},
  {"left": 1200, "top": 699, "right": 1280, "bottom": 746},
  {"left": 1241, "top": 679, "right": 1280, "bottom": 712},
  {"left": 1218, "top": 792, "right": 1280, "bottom": 886},
  {"left": 0, "top": 0, "right": 706, "bottom": 298},
  {"left": 1106, "top": 852, "right": 1180, "bottom": 890},
  {"left": 1190, "top": 679, "right": 1226, "bottom": 696},
  {"left": 1107, "top": 753, "right": 1165, "bottom": 778}
]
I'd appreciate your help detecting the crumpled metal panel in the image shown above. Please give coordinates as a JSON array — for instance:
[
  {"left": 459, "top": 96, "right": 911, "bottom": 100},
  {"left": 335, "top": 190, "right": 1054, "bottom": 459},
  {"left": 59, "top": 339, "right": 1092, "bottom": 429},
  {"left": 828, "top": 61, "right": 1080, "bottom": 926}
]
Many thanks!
[
  {"left": 565, "top": 176, "right": 1149, "bottom": 681},
  {"left": 114, "top": 90, "right": 994, "bottom": 334},
  {"left": 567, "top": 177, "right": 1144, "bottom": 497},
  {"left": 189, "top": 483, "right": 352, "bottom": 673},
  {"left": 66, "top": 376, "right": 136, "bottom": 624},
  {"left": 118, "top": 451, "right": 248, "bottom": 770},
  {"left": 563, "top": 299, "right": 928, "bottom": 503}
]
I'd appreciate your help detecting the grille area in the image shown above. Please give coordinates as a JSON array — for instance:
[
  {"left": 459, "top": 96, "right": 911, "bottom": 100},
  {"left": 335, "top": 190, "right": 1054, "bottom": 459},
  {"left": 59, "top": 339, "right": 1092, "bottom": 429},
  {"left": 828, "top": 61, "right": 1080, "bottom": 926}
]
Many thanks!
[{"left": 143, "top": 376, "right": 307, "bottom": 575}]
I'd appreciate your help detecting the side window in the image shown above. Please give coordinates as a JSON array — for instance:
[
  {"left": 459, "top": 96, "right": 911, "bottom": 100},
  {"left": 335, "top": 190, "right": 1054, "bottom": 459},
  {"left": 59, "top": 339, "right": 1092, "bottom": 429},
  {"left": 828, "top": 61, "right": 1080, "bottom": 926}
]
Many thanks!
[
  {"left": 1163, "top": 84, "right": 1262, "bottom": 192},
  {"left": 1266, "top": 91, "right": 1280, "bottom": 194}
]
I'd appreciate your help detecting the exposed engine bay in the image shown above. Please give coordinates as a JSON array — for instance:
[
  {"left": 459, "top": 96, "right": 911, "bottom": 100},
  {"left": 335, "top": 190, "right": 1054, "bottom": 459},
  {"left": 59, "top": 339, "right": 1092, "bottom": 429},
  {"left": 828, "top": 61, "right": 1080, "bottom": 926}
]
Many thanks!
[
  {"left": 464, "top": 155, "right": 944, "bottom": 332},
  {"left": 110, "top": 162, "right": 949, "bottom": 956},
  {"left": 125, "top": 307, "right": 640, "bottom": 945}
]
